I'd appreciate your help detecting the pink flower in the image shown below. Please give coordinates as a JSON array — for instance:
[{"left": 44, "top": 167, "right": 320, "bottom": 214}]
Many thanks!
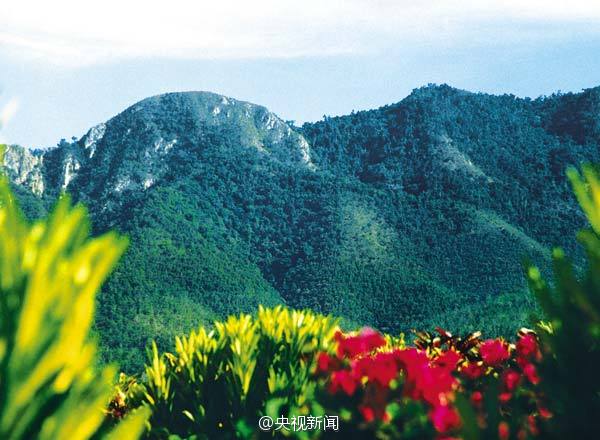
[
  {"left": 336, "top": 328, "right": 386, "bottom": 359},
  {"left": 480, "top": 339, "right": 510, "bottom": 366},
  {"left": 523, "top": 363, "right": 540, "bottom": 385},
  {"left": 502, "top": 369, "right": 521, "bottom": 392},
  {"left": 329, "top": 370, "right": 357, "bottom": 396},
  {"left": 435, "top": 350, "right": 462, "bottom": 371},
  {"left": 460, "top": 362, "right": 485, "bottom": 380},
  {"left": 430, "top": 405, "right": 461, "bottom": 434},
  {"left": 516, "top": 334, "right": 539, "bottom": 359}
]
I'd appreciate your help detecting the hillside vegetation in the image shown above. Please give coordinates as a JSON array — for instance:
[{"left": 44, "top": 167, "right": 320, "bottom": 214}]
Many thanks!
[{"left": 6, "top": 85, "right": 600, "bottom": 370}]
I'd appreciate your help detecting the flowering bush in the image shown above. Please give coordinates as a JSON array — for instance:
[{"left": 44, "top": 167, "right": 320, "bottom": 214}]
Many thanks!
[{"left": 311, "top": 327, "right": 547, "bottom": 439}]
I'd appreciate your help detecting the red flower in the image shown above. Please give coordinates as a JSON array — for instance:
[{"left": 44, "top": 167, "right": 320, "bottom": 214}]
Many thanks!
[
  {"left": 395, "top": 348, "right": 456, "bottom": 406},
  {"left": 329, "top": 370, "right": 357, "bottom": 396},
  {"left": 498, "top": 421, "right": 510, "bottom": 440},
  {"left": 353, "top": 352, "right": 399, "bottom": 387},
  {"left": 538, "top": 407, "right": 552, "bottom": 419},
  {"left": 395, "top": 349, "right": 427, "bottom": 400},
  {"left": 336, "top": 328, "right": 386, "bottom": 359},
  {"left": 523, "top": 363, "right": 540, "bottom": 385},
  {"left": 358, "top": 394, "right": 391, "bottom": 423},
  {"left": 528, "top": 415, "right": 539, "bottom": 436},
  {"left": 395, "top": 349, "right": 426, "bottom": 389},
  {"left": 480, "top": 339, "right": 510, "bottom": 366},
  {"left": 470, "top": 391, "right": 483, "bottom": 407},
  {"left": 421, "top": 368, "right": 457, "bottom": 407},
  {"left": 517, "top": 334, "right": 538, "bottom": 359},
  {"left": 359, "top": 383, "right": 389, "bottom": 422},
  {"left": 435, "top": 350, "right": 462, "bottom": 371},
  {"left": 499, "top": 392, "right": 512, "bottom": 404},
  {"left": 502, "top": 369, "right": 521, "bottom": 392},
  {"left": 460, "top": 362, "right": 485, "bottom": 380},
  {"left": 430, "top": 405, "right": 461, "bottom": 434},
  {"left": 516, "top": 355, "right": 529, "bottom": 370},
  {"left": 316, "top": 352, "right": 337, "bottom": 373},
  {"left": 395, "top": 348, "right": 429, "bottom": 370},
  {"left": 359, "top": 405, "right": 375, "bottom": 423}
]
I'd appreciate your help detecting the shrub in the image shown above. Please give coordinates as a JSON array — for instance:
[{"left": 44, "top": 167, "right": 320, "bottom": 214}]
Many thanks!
[
  {"left": 125, "top": 306, "right": 339, "bottom": 438},
  {"left": 119, "top": 313, "right": 541, "bottom": 438},
  {"left": 522, "top": 165, "right": 600, "bottom": 438},
  {"left": 0, "top": 146, "right": 149, "bottom": 440},
  {"left": 314, "top": 327, "right": 545, "bottom": 439}
]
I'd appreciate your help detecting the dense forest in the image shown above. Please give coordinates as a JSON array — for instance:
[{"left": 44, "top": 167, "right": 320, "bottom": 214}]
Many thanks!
[{"left": 6, "top": 84, "right": 600, "bottom": 371}]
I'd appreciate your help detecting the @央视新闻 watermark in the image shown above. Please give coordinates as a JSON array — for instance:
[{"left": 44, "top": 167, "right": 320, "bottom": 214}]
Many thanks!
[{"left": 258, "top": 415, "right": 339, "bottom": 432}]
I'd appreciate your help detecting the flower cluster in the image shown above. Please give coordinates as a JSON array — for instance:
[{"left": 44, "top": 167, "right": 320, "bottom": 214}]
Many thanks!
[
  {"left": 315, "top": 327, "right": 548, "bottom": 438},
  {"left": 457, "top": 329, "right": 549, "bottom": 439},
  {"left": 316, "top": 328, "right": 461, "bottom": 437}
]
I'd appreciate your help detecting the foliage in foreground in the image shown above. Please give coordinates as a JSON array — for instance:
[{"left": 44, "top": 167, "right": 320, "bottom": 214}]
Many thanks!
[
  {"left": 114, "top": 319, "right": 546, "bottom": 439},
  {"left": 524, "top": 165, "right": 600, "bottom": 438},
  {"left": 0, "top": 147, "right": 149, "bottom": 440},
  {"left": 111, "top": 306, "right": 339, "bottom": 438}
]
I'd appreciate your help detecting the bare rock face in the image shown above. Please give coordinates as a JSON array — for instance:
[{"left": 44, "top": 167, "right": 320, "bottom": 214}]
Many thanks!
[
  {"left": 81, "top": 123, "right": 106, "bottom": 159},
  {"left": 3, "top": 145, "right": 45, "bottom": 196}
]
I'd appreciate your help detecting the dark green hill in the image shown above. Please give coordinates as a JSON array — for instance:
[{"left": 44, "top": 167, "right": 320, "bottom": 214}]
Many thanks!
[{"left": 5, "top": 86, "right": 599, "bottom": 371}]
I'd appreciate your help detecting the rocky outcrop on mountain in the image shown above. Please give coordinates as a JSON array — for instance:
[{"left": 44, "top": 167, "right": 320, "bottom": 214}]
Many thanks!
[{"left": 3, "top": 144, "right": 45, "bottom": 196}]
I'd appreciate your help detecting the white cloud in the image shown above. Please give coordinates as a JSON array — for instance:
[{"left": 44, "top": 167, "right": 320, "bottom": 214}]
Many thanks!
[{"left": 1, "top": 0, "right": 599, "bottom": 67}]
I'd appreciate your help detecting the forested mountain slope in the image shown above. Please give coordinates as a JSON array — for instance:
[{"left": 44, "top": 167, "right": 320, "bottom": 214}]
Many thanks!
[{"left": 5, "top": 85, "right": 599, "bottom": 370}]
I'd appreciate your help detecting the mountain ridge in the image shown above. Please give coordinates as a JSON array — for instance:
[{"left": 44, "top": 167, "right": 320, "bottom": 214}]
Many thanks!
[
  {"left": 5, "top": 84, "right": 599, "bottom": 370},
  {"left": 8, "top": 84, "right": 599, "bottom": 198}
]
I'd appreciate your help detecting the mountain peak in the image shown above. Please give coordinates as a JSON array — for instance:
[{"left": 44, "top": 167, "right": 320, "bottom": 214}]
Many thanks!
[
  {"left": 11, "top": 91, "right": 316, "bottom": 204},
  {"left": 406, "top": 83, "right": 473, "bottom": 100},
  {"left": 127, "top": 91, "right": 247, "bottom": 114},
  {"left": 103, "top": 89, "right": 316, "bottom": 170}
]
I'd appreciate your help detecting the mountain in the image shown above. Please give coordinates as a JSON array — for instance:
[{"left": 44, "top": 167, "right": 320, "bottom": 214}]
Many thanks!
[{"left": 5, "top": 85, "right": 600, "bottom": 371}]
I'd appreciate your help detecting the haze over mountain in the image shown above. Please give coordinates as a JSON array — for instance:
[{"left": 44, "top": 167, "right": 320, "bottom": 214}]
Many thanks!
[{"left": 5, "top": 84, "right": 599, "bottom": 370}]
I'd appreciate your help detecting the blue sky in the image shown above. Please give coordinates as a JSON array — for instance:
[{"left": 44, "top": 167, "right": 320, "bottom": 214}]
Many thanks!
[{"left": 2, "top": 1, "right": 600, "bottom": 148}]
